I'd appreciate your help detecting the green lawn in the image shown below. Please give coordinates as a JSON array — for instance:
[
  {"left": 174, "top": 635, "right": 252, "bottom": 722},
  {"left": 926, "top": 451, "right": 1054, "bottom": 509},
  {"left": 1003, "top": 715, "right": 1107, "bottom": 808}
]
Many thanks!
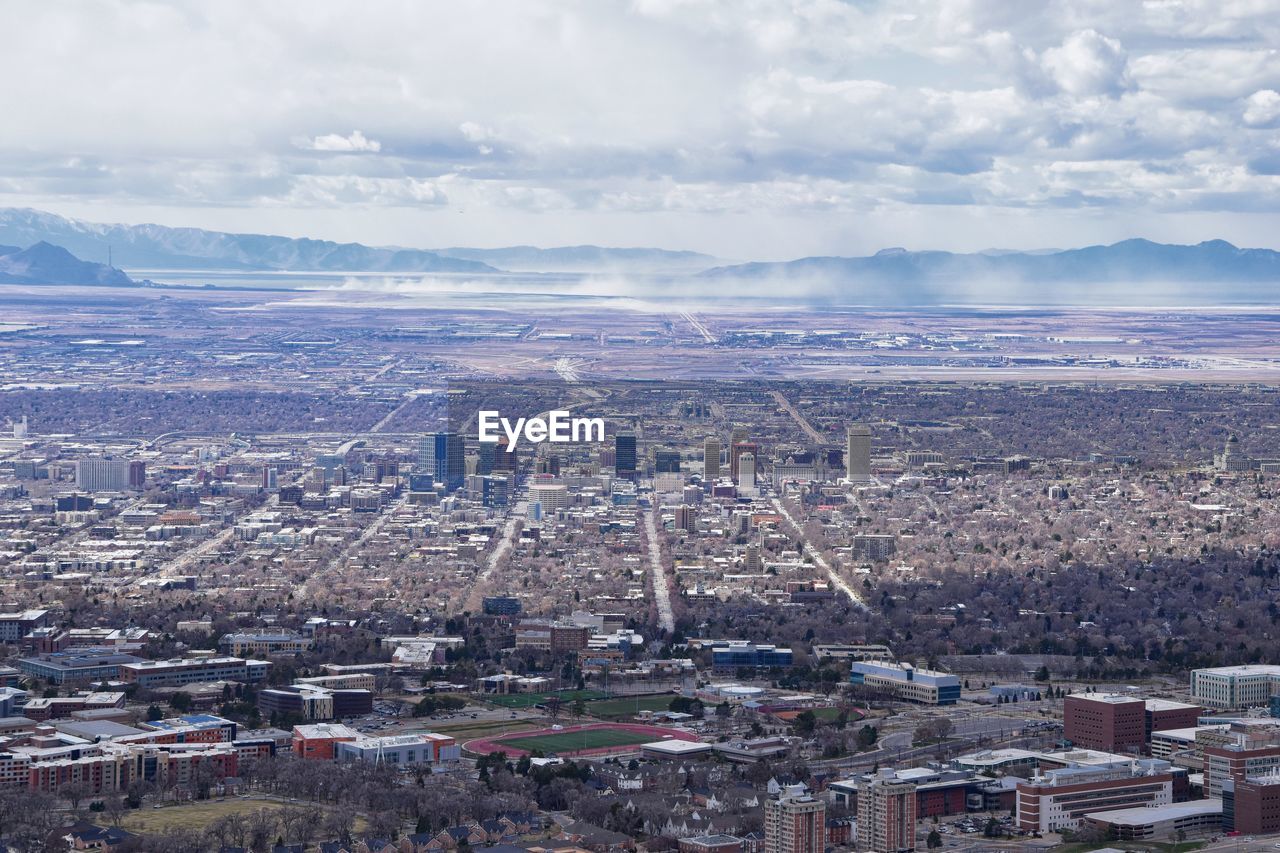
[
  {"left": 482, "top": 689, "right": 609, "bottom": 708},
  {"left": 585, "top": 694, "right": 676, "bottom": 718},
  {"left": 810, "top": 706, "right": 859, "bottom": 721},
  {"left": 497, "top": 727, "right": 657, "bottom": 754}
]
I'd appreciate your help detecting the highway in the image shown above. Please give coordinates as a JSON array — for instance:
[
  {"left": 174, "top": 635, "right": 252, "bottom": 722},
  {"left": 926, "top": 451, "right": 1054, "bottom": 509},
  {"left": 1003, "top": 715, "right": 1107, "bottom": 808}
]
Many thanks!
[{"left": 770, "top": 390, "right": 825, "bottom": 444}]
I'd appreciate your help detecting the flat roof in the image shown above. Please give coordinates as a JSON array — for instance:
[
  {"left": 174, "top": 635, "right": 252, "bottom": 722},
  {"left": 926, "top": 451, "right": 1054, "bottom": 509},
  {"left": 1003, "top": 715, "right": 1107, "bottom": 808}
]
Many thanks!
[
  {"left": 1071, "top": 693, "right": 1144, "bottom": 705},
  {"left": 641, "top": 739, "right": 712, "bottom": 754},
  {"left": 1085, "top": 798, "right": 1223, "bottom": 826},
  {"left": 1145, "top": 698, "right": 1201, "bottom": 712},
  {"left": 1193, "top": 664, "right": 1280, "bottom": 676},
  {"left": 1151, "top": 725, "right": 1228, "bottom": 742}
]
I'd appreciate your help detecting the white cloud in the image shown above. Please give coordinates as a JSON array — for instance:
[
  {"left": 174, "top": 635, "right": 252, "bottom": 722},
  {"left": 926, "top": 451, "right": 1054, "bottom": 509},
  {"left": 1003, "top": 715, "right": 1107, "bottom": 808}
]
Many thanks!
[
  {"left": 306, "top": 130, "right": 382, "bottom": 153},
  {"left": 1244, "top": 89, "right": 1280, "bottom": 128},
  {"left": 0, "top": 0, "right": 1279, "bottom": 255},
  {"left": 1041, "top": 30, "right": 1131, "bottom": 98}
]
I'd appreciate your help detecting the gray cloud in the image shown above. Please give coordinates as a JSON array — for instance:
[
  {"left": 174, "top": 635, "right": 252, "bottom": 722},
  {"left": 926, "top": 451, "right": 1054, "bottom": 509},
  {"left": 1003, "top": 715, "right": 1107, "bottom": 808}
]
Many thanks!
[{"left": 0, "top": 0, "right": 1278, "bottom": 255}]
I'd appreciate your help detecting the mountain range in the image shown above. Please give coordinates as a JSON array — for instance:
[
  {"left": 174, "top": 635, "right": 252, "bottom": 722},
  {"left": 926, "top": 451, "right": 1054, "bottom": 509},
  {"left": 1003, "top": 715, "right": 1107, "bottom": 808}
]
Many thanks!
[
  {"left": 0, "top": 208, "right": 716, "bottom": 275},
  {"left": 699, "top": 239, "right": 1280, "bottom": 304},
  {"left": 3, "top": 207, "right": 1280, "bottom": 304}
]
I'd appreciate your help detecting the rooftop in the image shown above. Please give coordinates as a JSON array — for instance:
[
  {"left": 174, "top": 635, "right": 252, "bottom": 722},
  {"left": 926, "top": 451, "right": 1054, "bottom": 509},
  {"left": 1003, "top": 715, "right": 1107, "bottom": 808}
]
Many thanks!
[{"left": 1085, "top": 798, "right": 1223, "bottom": 826}]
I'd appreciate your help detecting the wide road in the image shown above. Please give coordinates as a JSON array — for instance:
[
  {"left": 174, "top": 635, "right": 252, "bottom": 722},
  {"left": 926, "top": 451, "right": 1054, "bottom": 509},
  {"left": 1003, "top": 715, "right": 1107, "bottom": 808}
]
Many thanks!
[
  {"left": 642, "top": 507, "right": 676, "bottom": 634},
  {"left": 771, "top": 497, "right": 866, "bottom": 610},
  {"left": 463, "top": 497, "right": 527, "bottom": 613},
  {"left": 770, "top": 390, "right": 825, "bottom": 444}
]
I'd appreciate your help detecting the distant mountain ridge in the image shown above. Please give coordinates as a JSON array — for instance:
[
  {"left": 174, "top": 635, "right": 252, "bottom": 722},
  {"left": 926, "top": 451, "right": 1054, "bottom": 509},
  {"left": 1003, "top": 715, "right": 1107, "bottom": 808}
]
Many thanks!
[
  {"left": 0, "top": 208, "right": 716, "bottom": 274},
  {"left": 4, "top": 207, "right": 1279, "bottom": 304},
  {"left": 0, "top": 242, "right": 132, "bottom": 286},
  {"left": 699, "top": 238, "right": 1280, "bottom": 304},
  {"left": 0, "top": 208, "right": 495, "bottom": 274},
  {"left": 703, "top": 238, "right": 1280, "bottom": 283}
]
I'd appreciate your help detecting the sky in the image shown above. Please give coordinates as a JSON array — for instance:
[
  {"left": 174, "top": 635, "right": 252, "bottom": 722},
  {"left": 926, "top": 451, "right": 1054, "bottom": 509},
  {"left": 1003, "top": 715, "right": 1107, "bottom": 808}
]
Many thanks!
[{"left": 2, "top": 0, "right": 1280, "bottom": 259}]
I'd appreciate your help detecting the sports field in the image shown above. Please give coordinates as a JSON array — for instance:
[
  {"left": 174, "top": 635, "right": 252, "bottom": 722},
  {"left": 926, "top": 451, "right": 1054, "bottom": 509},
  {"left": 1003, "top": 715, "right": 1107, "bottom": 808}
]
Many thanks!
[
  {"left": 465, "top": 722, "right": 699, "bottom": 758},
  {"left": 499, "top": 727, "right": 656, "bottom": 753}
]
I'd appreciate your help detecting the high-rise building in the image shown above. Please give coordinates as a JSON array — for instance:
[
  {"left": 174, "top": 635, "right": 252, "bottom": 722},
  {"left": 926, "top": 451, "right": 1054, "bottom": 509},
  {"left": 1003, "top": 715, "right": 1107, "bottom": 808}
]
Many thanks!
[
  {"left": 493, "top": 434, "right": 518, "bottom": 473},
  {"left": 529, "top": 483, "right": 570, "bottom": 513},
  {"left": 846, "top": 425, "right": 872, "bottom": 483},
  {"left": 420, "top": 433, "right": 464, "bottom": 492},
  {"left": 615, "top": 433, "right": 637, "bottom": 476},
  {"left": 75, "top": 457, "right": 128, "bottom": 492},
  {"left": 127, "top": 460, "right": 146, "bottom": 490},
  {"left": 764, "top": 786, "right": 826, "bottom": 853},
  {"left": 857, "top": 770, "right": 917, "bottom": 853},
  {"left": 703, "top": 437, "right": 721, "bottom": 481},
  {"left": 739, "top": 452, "right": 757, "bottom": 489},
  {"left": 676, "top": 504, "right": 696, "bottom": 533},
  {"left": 730, "top": 442, "right": 760, "bottom": 484},
  {"left": 655, "top": 449, "right": 681, "bottom": 473},
  {"left": 476, "top": 442, "right": 495, "bottom": 475}
]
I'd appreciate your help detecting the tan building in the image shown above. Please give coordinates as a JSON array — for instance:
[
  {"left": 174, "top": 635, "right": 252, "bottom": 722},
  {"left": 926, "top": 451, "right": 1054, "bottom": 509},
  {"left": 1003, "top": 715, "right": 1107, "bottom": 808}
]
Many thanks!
[
  {"left": 764, "top": 787, "right": 825, "bottom": 853},
  {"left": 857, "top": 769, "right": 917, "bottom": 853}
]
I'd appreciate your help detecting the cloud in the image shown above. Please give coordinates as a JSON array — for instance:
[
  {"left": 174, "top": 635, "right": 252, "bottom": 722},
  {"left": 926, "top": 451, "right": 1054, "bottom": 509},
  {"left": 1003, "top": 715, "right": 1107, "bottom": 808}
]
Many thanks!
[
  {"left": 1244, "top": 89, "right": 1280, "bottom": 128},
  {"left": 306, "top": 130, "right": 382, "bottom": 153},
  {"left": 1041, "top": 30, "right": 1131, "bottom": 98},
  {"left": 0, "top": 1, "right": 1279, "bottom": 256}
]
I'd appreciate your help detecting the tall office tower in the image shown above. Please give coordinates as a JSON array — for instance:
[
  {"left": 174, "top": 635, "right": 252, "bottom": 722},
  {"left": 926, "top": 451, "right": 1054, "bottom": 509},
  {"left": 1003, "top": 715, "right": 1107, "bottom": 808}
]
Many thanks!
[
  {"left": 739, "top": 452, "right": 757, "bottom": 489},
  {"left": 615, "top": 433, "right": 637, "bottom": 476},
  {"left": 676, "top": 504, "right": 696, "bottom": 533},
  {"left": 75, "top": 457, "right": 128, "bottom": 492},
  {"left": 764, "top": 787, "right": 826, "bottom": 853},
  {"left": 261, "top": 467, "right": 278, "bottom": 490},
  {"left": 421, "top": 433, "right": 465, "bottom": 492},
  {"left": 857, "top": 770, "right": 918, "bottom": 853},
  {"left": 703, "top": 437, "right": 721, "bottom": 481},
  {"left": 599, "top": 447, "right": 617, "bottom": 469},
  {"left": 476, "top": 442, "right": 496, "bottom": 475},
  {"left": 655, "top": 449, "right": 681, "bottom": 474},
  {"left": 730, "top": 442, "right": 760, "bottom": 484},
  {"left": 13, "top": 416, "right": 28, "bottom": 439},
  {"left": 745, "top": 543, "right": 762, "bottom": 572},
  {"left": 493, "top": 435, "right": 518, "bottom": 473},
  {"left": 846, "top": 424, "right": 872, "bottom": 483},
  {"left": 127, "top": 460, "right": 147, "bottom": 490}
]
